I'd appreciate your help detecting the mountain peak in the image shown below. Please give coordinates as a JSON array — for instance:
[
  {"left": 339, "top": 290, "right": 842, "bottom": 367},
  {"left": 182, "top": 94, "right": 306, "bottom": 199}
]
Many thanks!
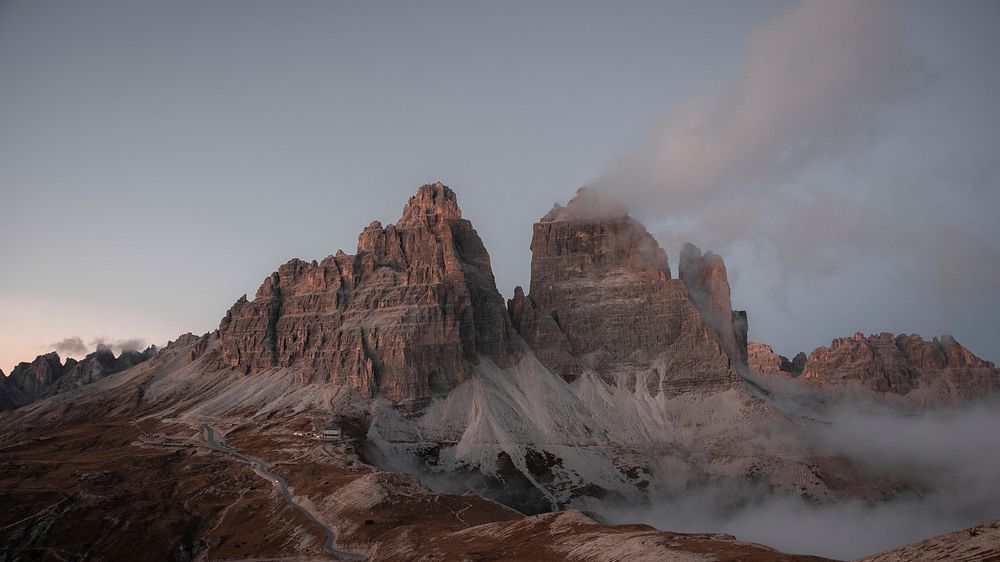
[
  {"left": 398, "top": 182, "right": 462, "bottom": 227},
  {"left": 542, "top": 187, "right": 629, "bottom": 222},
  {"left": 789, "top": 332, "right": 1000, "bottom": 403},
  {"left": 531, "top": 190, "right": 669, "bottom": 286},
  {"left": 518, "top": 191, "right": 745, "bottom": 392},
  {"left": 215, "top": 182, "right": 516, "bottom": 404}
]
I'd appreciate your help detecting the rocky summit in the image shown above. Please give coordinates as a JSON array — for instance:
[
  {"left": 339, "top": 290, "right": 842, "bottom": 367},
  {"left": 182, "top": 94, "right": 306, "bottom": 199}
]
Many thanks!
[
  {"left": 800, "top": 332, "right": 1000, "bottom": 403},
  {"left": 509, "top": 187, "right": 743, "bottom": 394},
  {"left": 2, "top": 345, "right": 156, "bottom": 408},
  {"left": 749, "top": 333, "right": 1000, "bottom": 405},
  {"left": 214, "top": 182, "right": 517, "bottom": 406}
]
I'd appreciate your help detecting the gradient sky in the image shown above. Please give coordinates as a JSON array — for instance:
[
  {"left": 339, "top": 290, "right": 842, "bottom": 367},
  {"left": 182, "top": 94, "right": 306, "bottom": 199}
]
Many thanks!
[{"left": 2, "top": 0, "right": 999, "bottom": 373}]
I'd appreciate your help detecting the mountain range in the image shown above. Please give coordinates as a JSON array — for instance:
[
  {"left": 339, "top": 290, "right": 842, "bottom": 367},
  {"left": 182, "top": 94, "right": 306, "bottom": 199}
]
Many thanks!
[{"left": 2, "top": 183, "right": 998, "bottom": 561}]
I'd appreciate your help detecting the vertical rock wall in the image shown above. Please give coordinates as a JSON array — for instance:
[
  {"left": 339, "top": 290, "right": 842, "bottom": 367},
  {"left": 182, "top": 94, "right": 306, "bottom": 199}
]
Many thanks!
[{"left": 216, "top": 183, "right": 517, "bottom": 405}]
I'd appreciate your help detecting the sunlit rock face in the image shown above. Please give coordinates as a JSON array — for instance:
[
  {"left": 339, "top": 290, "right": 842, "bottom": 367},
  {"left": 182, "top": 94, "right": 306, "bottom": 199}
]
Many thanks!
[
  {"left": 214, "top": 183, "right": 756, "bottom": 403},
  {"left": 799, "top": 332, "right": 1000, "bottom": 403},
  {"left": 748, "top": 342, "right": 807, "bottom": 378},
  {"left": 749, "top": 342, "right": 787, "bottom": 377},
  {"left": 216, "top": 183, "right": 517, "bottom": 405},
  {"left": 509, "top": 188, "right": 742, "bottom": 394}
]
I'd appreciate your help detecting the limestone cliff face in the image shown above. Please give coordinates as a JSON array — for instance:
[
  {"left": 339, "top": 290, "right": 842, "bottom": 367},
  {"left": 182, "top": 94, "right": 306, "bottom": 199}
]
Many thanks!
[
  {"left": 678, "top": 243, "right": 749, "bottom": 368},
  {"left": 216, "top": 183, "right": 517, "bottom": 405},
  {"left": 747, "top": 342, "right": 805, "bottom": 377},
  {"left": 507, "top": 286, "right": 580, "bottom": 381},
  {"left": 799, "top": 332, "right": 1000, "bottom": 402},
  {"left": 748, "top": 342, "right": 784, "bottom": 376},
  {"left": 509, "top": 188, "right": 741, "bottom": 394}
]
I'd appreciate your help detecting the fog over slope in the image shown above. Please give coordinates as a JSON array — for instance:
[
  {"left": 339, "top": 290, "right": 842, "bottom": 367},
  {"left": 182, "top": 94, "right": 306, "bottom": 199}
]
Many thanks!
[{"left": 599, "top": 385, "right": 1000, "bottom": 560}]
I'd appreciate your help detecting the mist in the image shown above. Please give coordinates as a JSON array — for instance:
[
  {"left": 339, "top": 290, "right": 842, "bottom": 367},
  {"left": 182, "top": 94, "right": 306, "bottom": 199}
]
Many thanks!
[
  {"left": 594, "top": 0, "right": 1000, "bottom": 362},
  {"left": 597, "top": 392, "right": 1000, "bottom": 559},
  {"left": 51, "top": 336, "right": 88, "bottom": 356},
  {"left": 48, "top": 336, "right": 148, "bottom": 360},
  {"left": 91, "top": 337, "right": 148, "bottom": 354},
  {"left": 599, "top": 0, "right": 911, "bottom": 214}
]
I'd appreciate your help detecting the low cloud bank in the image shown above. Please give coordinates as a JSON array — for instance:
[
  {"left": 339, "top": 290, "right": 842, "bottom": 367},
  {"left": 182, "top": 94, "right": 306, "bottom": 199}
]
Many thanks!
[
  {"left": 598, "top": 395, "right": 1000, "bottom": 559},
  {"left": 363, "top": 370, "right": 1000, "bottom": 558}
]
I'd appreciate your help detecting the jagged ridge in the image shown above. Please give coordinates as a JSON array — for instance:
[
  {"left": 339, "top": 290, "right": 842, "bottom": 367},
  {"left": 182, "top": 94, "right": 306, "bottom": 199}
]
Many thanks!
[
  {"left": 214, "top": 182, "right": 517, "bottom": 405},
  {"left": 1, "top": 346, "right": 157, "bottom": 409},
  {"left": 749, "top": 333, "right": 1000, "bottom": 405}
]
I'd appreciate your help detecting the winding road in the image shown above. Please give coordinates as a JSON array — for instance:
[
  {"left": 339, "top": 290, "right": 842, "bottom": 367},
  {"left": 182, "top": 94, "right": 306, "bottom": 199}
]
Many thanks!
[{"left": 200, "top": 424, "right": 366, "bottom": 561}]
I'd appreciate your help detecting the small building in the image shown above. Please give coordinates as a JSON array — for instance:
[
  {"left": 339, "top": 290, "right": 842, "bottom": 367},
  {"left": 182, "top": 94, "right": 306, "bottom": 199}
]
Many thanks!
[{"left": 319, "top": 427, "right": 342, "bottom": 440}]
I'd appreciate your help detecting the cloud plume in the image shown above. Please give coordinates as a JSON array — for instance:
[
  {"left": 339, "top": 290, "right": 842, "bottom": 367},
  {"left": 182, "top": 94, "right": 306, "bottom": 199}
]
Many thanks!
[
  {"left": 49, "top": 336, "right": 148, "bottom": 358},
  {"left": 599, "top": 0, "right": 911, "bottom": 215},
  {"left": 51, "top": 336, "right": 88, "bottom": 356},
  {"left": 594, "top": 0, "right": 1000, "bottom": 361},
  {"left": 91, "top": 337, "right": 147, "bottom": 354}
]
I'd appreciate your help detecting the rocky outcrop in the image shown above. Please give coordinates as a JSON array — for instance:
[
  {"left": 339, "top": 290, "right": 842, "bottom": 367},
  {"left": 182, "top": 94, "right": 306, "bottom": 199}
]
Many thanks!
[
  {"left": 8, "top": 352, "right": 66, "bottom": 402},
  {"left": 785, "top": 352, "right": 807, "bottom": 375},
  {"left": 53, "top": 345, "right": 156, "bottom": 393},
  {"left": 215, "top": 183, "right": 517, "bottom": 405},
  {"left": 509, "top": 188, "right": 741, "bottom": 394},
  {"left": 507, "top": 286, "right": 579, "bottom": 381},
  {"left": 732, "top": 310, "right": 749, "bottom": 366},
  {"left": 0, "top": 369, "right": 27, "bottom": 410},
  {"left": 748, "top": 342, "right": 805, "bottom": 377},
  {"left": 678, "top": 243, "right": 749, "bottom": 367},
  {"left": 799, "top": 332, "right": 999, "bottom": 402},
  {"left": 2, "top": 346, "right": 157, "bottom": 409},
  {"left": 748, "top": 342, "right": 784, "bottom": 376}
]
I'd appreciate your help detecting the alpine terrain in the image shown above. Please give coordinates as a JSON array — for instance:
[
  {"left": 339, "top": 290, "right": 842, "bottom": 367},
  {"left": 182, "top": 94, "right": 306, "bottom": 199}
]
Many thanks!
[{"left": 2, "top": 184, "right": 998, "bottom": 561}]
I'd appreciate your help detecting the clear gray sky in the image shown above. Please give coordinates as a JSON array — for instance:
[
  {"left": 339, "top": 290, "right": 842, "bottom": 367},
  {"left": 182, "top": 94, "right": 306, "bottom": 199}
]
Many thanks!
[{"left": 2, "top": 0, "right": 998, "bottom": 372}]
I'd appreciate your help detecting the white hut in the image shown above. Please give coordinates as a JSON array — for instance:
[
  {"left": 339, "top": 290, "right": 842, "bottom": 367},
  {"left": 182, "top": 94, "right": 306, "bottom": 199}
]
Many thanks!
[{"left": 319, "top": 427, "right": 342, "bottom": 440}]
